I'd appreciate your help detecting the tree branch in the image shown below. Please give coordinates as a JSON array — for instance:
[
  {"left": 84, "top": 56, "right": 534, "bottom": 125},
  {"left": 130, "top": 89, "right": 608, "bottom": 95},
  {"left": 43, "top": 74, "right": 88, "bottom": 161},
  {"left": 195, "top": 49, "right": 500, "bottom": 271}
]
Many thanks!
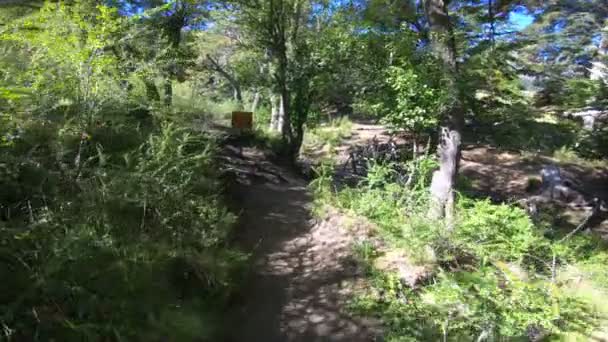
[{"left": 205, "top": 54, "right": 242, "bottom": 102}]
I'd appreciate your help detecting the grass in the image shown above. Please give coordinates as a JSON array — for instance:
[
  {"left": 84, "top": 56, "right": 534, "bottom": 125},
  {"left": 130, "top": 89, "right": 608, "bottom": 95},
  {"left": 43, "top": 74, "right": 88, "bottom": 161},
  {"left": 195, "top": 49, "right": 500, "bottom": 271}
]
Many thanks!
[
  {"left": 0, "top": 120, "right": 246, "bottom": 340},
  {"left": 172, "top": 81, "right": 243, "bottom": 122},
  {"left": 248, "top": 114, "right": 355, "bottom": 161},
  {"left": 310, "top": 156, "right": 608, "bottom": 341},
  {"left": 301, "top": 116, "right": 353, "bottom": 161},
  {"left": 552, "top": 146, "right": 608, "bottom": 168},
  {"left": 557, "top": 252, "right": 608, "bottom": 341}
]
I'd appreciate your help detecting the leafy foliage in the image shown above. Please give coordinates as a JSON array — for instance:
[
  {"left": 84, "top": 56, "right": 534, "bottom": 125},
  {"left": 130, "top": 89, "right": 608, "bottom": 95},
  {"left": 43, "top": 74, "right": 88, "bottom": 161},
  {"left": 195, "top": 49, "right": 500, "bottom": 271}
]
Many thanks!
[
  {"left": 314, "top": 158, "right": 604, "bottom": 340},
  {"left": 0, "top": 121, "right": 244, "bottom": 340},
  {"left": 0, "top": 2, "right": 243, "bottom": 340},
  {"left": 381, "top": 64, "right": 445, "bottom": 135},
  {"left": 455, "top": 199, "right": 543, "bottom": 262}
]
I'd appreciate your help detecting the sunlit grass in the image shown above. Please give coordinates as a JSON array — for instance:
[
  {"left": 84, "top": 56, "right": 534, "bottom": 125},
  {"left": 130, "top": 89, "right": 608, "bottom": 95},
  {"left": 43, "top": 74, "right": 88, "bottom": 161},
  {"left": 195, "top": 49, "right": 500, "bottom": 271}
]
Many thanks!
[
  {"left": 552, "top": 146, "right": 608, "bottom": 168},
  {"left": 301, "top": 116, "right": 353, "bottom": 159}
]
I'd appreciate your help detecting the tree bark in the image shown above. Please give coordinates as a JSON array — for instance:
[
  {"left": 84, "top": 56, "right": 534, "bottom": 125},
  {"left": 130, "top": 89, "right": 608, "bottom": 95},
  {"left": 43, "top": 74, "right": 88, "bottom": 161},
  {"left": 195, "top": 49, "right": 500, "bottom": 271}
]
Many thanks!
[
  {"left": 273, "top": 44, "right": 293, "bottom": 144},
  {"left": 206, "top": 54, "right": 243, "bottom": 105},
  {"left": 270, "top": 93, "right": 280, "bottom": 131},
  {"left": 250, "top": 90, "right": 261, "bottom": 113},
  {"left": 600, "top": 24, "right": 608, "bottom": 55},
  {"left": 424, "top": 0, "right": 464, "bottom": 225},
  {"left": 429, "top": 128, "right": 461, "bottom": 226},
  {"left": 423, "top": 0, "right": 456, "bottom": 69},
  {"left": 488, "top": 0, "right": 496, "bottom": 45},
  {"left": 279, "top": 88, "right": 290, "bottom": 140},
  {"left": 268, "top": 90, "right": 289, "bottom": 139}
]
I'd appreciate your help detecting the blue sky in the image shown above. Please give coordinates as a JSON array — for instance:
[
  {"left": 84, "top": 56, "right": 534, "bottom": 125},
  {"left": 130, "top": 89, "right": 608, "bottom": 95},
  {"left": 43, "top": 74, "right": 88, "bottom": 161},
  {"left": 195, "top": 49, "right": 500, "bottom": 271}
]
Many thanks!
[
  {"left": 117, "top": 0, "right": 538, "bottom": 33},
  {"left": 509, "top": 11, "right": 534, "bottom": 31}
]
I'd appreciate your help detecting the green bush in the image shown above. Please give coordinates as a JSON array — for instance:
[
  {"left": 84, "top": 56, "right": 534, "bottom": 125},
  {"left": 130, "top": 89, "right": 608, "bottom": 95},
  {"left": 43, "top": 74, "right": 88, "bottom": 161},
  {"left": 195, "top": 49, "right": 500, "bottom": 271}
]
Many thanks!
[
  {"left": 0, "top": 1, "right": 279, "bottom": 339},
  {"left": 315, "top": 156, "right": 601, "bottom": 340},
  {"left": 0, "top": 119, "right": 244, "bottom": 340},
  {"left": 575, "top": 125, "right": 608, "bottom": 159},
  {"left": 381, "top": 65, "right": 444, "bottom": 135},
  {"left": 253, "top": 104, "right": 272, "bottom": 129},
  {"left": 482, "top": 118, "right": 579, "bottom": 153},
  {"left": 417, "top": 267, "right": 592, "bottom": 340},
  {"left": 563, "top": 78, "right": 602, "bottom": 108},
  {"left": 455, "top": 199, "right": 543, "bottom": 262},
  {"left": 304, "top": 116, "right": 353, "bottom": 149}
]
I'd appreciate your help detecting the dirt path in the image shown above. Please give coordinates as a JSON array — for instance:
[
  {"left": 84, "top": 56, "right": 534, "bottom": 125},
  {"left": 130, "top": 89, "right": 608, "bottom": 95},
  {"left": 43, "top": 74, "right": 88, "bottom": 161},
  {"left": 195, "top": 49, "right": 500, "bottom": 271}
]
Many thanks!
[
  {"left": 335, "top": 122, "right": 398, "bottom": 159},
  {"left": 222, "top": 145, "right": 380, "bottom": 342},
  {"left": 219, "top": 120, "right": 608, "bottom": 340}
]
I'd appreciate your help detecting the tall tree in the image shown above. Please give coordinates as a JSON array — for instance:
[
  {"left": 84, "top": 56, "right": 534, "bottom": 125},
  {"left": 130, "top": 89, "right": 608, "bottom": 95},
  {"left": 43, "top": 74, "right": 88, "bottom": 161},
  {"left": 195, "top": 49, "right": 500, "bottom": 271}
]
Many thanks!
[
  {"left": 518, "top": 0, "right": 608, "bottom": 105},
  {"left": 235, "top": 0, "right": 315, "bottom": 158},
  {"left": 424, "top": 0, "right": 463, "bottom": 226},
  {"left": 125, "top": 0, "right": 208, "bottom": 106}
]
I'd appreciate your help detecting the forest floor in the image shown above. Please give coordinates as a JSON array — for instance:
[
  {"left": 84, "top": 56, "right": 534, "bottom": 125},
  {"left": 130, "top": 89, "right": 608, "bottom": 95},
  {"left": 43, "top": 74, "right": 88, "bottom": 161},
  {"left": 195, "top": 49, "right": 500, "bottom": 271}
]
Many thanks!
[
  {"left": 338, "top": 122, "right": 608, "bottom": 204},
  {"left": 216, "top": 120, "right": 608, "bottom": 341},
  {"left": 306, "top": 121, "right": 608, "bottom": 233},
  {"left": 219, "top": 139, "right": 382, "bottom": 341},
  {"left": 460, "top": 145, "right": 608, "bottom": 234}
]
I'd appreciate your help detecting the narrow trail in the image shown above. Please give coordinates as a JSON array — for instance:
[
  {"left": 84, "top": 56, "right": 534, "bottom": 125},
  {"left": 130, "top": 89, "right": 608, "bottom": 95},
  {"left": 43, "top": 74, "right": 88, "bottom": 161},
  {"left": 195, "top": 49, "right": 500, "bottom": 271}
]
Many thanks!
[
  {"left": 219, "top": 119, "right": 608, "bottom": 341},
  {"left": 221, "top": 144, "right": 380, "bottom": 342}
]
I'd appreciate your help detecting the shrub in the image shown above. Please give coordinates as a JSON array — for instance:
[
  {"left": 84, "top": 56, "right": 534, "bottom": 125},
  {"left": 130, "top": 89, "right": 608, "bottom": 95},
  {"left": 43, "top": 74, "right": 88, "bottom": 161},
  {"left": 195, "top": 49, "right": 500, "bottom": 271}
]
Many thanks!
[
  {"left": 0, "top": 121, "right": 243, "bottom": 340},
  {"left": 417, "top": 267, "right": 593, "bottom": 340},
  {"left": 304, "top": 116, "right": 353, "bottom": 148},
  {"left": 575, "top": 125, "right": 608, "bottom": 159},
  {"left": 563, "top": 78, "right": 602, "bottom": 108},
  {"left": 253, "top": 104, "right": 271, "bottom": 129},
  {"left": 455, "top": 199, "right": 543, "bottom": 262},
  {"left": 381, "top": 64, "right": 445, "bottom": 136},
  {"left": 316, "top": 156, "right": 601, "bottom": 340}
]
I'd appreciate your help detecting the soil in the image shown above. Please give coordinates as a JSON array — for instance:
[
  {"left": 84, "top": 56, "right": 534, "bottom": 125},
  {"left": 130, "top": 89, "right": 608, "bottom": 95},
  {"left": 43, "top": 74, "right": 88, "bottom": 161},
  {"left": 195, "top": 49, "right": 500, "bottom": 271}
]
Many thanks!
[
  {"left": 221, "top": 144, "right": 381, "bottom": 342},
  {"left": 460, "top": 145, "right": 608, "bottom": 235},
  {"left": 342, "top": 123, "right": 608, "bottom": 205},
  {"left": 335, "top": 123, "right": 608, "bottom": 232},
  {"left": 217, "top": 121, "right": 608, "bottom": 341},
  {"left": 460, "top": 145, "right": 608, "bottom": 202}
]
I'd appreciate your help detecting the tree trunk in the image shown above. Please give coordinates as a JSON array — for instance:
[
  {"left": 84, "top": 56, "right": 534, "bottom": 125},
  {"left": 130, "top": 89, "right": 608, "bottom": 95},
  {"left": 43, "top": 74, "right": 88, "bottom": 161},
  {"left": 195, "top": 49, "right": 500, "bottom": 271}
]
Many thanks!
[
  {"left": 269, "top": 91, "right": 289, "bottom": 137},
  {"left": 291, "top": 84, "right": 311, "bottom": 160},
  {"left": 428, "top": 128, "right": 461, "bottom": 225},
  {"left": 590, "top": 24, "right": 608, "bottom": 83},
  {"left": 270, "top": 93, "right": 280, "bottom": 131},
  {"left": 233, "top": 87, "right": 242, "bottom": 103},
  {"left": 424, "top": 0, "right": 458, "bottom": 70},
  {"left": 488, "top": 0, "right": 496, "bottom": 45},
  {"left": 250, "top": 90, "right": 261, "bottom": 113},
  {"left": 275, "top": 50, "right": 293, "bottom": 145},
  {"left": 600, "top": 25, "right": 608, "bottom": 55},
  {"left": 279, "top": 91, "right": 288, "bottom": 137},
  {"left": 206, "top": 54, "right": 243, "bottom": 107},
  {"left": 424, "top": 0, "right": 463, "bottom": 226}
]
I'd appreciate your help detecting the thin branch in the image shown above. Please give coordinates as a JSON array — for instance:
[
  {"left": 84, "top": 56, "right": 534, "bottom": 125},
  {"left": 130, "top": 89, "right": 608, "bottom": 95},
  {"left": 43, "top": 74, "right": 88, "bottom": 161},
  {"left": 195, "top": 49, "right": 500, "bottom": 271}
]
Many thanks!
[{"left": 558, "top": 199, "right": 600, "bottom": 243}]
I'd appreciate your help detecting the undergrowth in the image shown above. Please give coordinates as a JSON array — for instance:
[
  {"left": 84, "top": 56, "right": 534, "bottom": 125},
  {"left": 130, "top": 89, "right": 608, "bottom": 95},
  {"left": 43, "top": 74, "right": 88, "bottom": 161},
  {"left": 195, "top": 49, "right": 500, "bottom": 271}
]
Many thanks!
[
  {"left": 301, "top": 116, "right": 353, "bottom": 159},
  {"left": 0, "top": 117, "right": 245, "bottom": 340},
  {"left": 311, "top": 157, "right": 608, "bottom": 341}
]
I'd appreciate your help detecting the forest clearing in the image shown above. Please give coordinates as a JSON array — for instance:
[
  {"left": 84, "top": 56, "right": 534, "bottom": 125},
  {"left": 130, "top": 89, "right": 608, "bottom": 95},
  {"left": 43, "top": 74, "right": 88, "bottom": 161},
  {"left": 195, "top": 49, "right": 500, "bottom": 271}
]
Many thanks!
[{"left": 2, "top": 0, "right": 608, "bottom": 341}]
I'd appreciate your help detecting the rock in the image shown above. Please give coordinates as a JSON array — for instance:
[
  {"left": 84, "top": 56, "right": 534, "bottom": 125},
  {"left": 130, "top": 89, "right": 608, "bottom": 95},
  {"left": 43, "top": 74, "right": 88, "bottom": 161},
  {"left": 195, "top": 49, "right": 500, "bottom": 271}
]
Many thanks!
[
  {"left": 565, "top": 107, "right": 608, "bottom": 130},
  {"left": 374, "top": 250, "right": 434, "bottom": 288}
]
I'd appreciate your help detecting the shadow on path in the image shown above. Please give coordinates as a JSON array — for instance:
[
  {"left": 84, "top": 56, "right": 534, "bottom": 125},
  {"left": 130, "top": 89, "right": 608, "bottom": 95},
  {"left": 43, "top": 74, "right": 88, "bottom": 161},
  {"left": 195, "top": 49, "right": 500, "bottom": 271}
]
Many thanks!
[{"left": 223, "top": 146, "right": 380, "bottom": 342}]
